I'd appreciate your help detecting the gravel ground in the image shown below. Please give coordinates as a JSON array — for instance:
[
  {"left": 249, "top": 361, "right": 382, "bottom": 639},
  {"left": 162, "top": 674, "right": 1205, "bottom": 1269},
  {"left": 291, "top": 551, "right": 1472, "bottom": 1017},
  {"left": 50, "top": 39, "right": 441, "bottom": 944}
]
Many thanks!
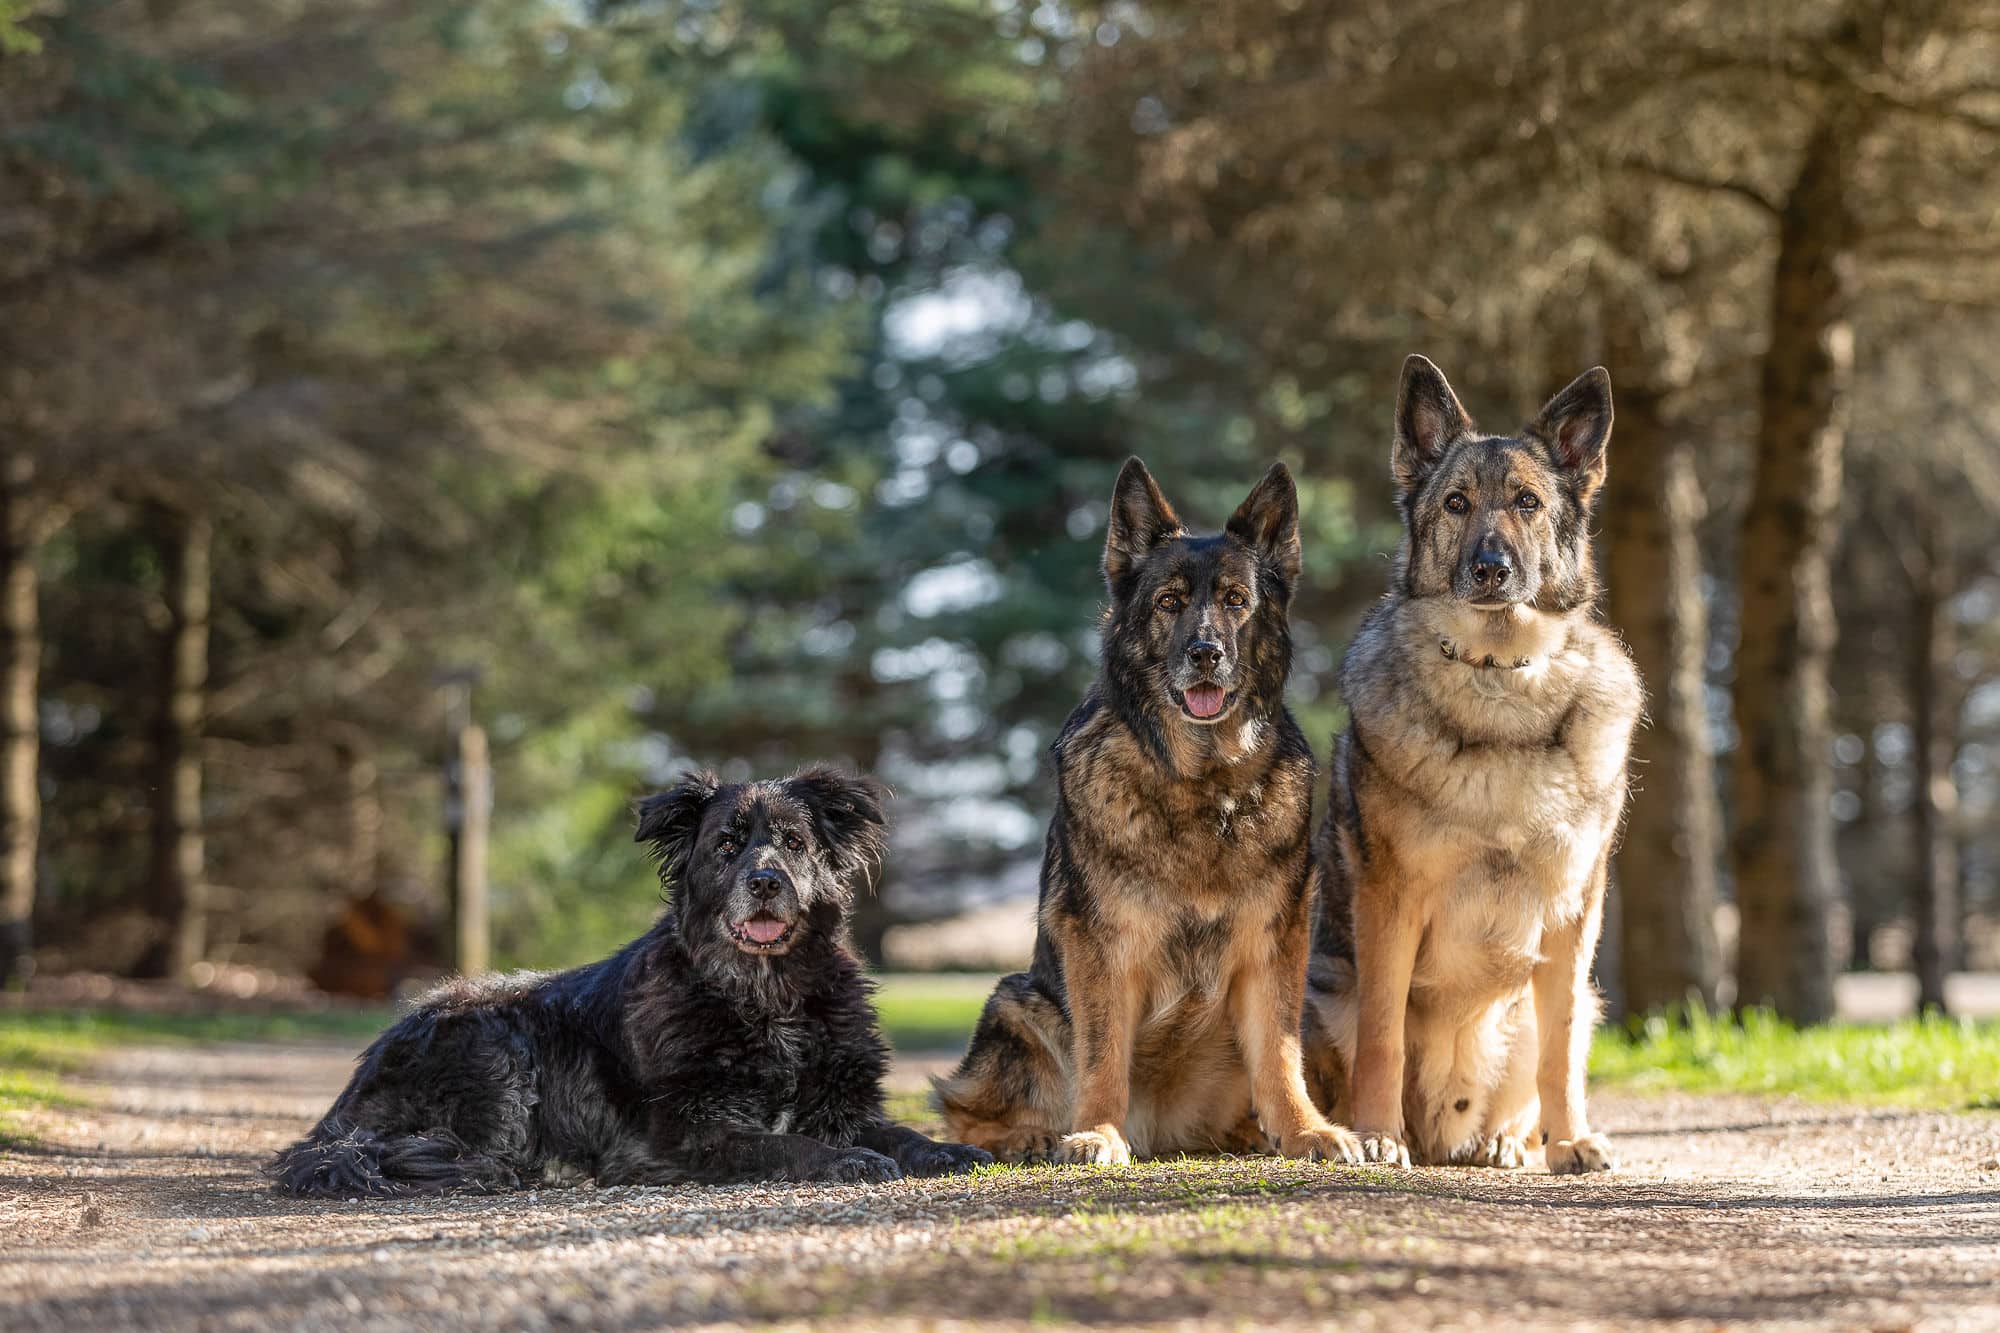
[{"left": 3, "top": 1039, "right": 1998, "bottom": 1331}]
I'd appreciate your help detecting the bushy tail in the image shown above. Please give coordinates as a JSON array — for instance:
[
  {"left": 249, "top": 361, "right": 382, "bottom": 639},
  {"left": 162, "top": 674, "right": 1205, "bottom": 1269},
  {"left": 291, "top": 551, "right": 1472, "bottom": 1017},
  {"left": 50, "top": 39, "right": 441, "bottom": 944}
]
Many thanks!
[
  {"left": 266, "top": 1121, "right": 519, "bottom": 1198},
  {"left": 1309, "top": 841, "right": 1355, "bottom": 965},
  {"left": 1311, "top": 737, "right": 1362, "bottom": 965}
]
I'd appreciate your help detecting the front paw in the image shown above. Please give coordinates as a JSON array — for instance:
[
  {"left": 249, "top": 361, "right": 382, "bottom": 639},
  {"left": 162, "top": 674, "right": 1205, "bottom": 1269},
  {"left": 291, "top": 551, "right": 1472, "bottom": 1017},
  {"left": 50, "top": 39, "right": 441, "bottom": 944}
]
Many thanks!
[
  {"left": 1056, "top": 1127, "right": 1132, "bottom": 1166},
  {"left": 1546, "top": 1132, "right": 1615, "bottom": 1175},
  {"left": 1354, "top": 1129, "right": 1412, "bottom": 1169},
  {"left": 901, "top": 1140, "right": 994, "bottom": 1178},
  {"left": 1278, "top": 1123, "right": 1363, "bottom": 1166},
  {"left": 814, "top": 1147, "right": 902, "bottom": 1184}
]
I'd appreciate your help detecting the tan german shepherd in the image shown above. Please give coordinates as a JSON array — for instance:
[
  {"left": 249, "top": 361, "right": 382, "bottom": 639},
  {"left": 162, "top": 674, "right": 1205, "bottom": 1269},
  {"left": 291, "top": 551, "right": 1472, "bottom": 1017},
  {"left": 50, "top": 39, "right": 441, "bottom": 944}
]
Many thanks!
[
  {"left": 936, "top": 459, "right": 1361, "bottom": 1166},
  {"left": 1302, "top": 356, "right": 1640, "bottom": 1173}
]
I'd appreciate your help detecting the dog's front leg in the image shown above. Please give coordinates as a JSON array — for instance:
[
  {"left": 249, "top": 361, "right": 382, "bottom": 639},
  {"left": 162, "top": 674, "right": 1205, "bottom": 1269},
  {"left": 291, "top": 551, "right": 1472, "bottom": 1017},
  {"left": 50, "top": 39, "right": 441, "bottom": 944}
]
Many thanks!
[
  {"left": 704, "top": 1127, "right": 901, "bottom": 1184},
  {"left": 615, "top": 1121, "right": 901, "bottom": 1186},
  {"left": 853, "top": 1121, "right": 993, "bottom": 1177},
  {"left": 1349, "top": 865, "right": 1424, "bottom": 1168},
  {"left": 1228, "top": 911, "right": 1361, "bottom": 1164},
  {"left": 1531, "top": 861, "right": 1614, "bottom": 1175},
  {"left": 1056, "top": 932, "right": 1143, "bottom": 1165}
]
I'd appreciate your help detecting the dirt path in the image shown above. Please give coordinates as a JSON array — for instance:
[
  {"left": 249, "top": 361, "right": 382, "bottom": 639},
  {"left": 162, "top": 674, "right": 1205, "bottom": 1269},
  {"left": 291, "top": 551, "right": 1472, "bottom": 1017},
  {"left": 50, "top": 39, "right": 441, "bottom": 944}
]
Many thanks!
[{"left": 3, "top": 1040, "right": 1997, "bottom": 1331}]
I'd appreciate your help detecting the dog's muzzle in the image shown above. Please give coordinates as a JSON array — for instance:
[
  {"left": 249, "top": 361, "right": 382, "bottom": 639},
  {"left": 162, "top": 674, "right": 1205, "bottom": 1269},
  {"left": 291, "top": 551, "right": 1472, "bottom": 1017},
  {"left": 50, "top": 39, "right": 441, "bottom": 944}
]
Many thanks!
[
  {"left": 1457, "top": 536, "right": 1532, "bottom": 608},
  {"left": 1173, "top": 640, "right": 1236, "bottom": 722},
  {"left": 728, "top": 868, "right": 800, "bottom": 954}
]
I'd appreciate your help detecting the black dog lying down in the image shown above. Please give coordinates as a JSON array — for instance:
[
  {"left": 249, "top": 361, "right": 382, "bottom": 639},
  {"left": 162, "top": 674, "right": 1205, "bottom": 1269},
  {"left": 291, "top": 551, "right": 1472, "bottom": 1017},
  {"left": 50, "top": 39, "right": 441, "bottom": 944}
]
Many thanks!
[{"left": 270, "top": 768, "right": 990, "bottom": 1195}]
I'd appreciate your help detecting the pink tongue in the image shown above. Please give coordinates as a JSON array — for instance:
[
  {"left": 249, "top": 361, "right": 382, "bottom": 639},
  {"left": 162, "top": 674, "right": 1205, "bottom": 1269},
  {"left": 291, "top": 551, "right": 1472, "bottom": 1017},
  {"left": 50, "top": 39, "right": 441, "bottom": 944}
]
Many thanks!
[
  {"left": 741, "top": 917, "right": 788, "bottom": 944},
  {"left": 1184, "top": 685, "right": 1227, "bottom": 719}
]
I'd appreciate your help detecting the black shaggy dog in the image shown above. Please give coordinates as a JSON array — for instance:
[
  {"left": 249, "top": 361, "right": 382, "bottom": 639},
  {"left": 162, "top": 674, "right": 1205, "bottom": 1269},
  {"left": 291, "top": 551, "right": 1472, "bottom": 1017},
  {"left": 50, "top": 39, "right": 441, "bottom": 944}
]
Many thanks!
[{"left": 270, "top": 768, "right": 990, "bottom": 1196}]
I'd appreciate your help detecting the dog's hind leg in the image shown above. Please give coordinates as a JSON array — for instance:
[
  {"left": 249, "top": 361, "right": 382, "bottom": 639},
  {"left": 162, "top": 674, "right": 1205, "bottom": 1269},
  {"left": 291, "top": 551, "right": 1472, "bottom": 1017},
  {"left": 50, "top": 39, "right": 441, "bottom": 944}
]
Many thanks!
[
  {"left": 1471, "top": 995, "right": 1538, "bottom": 1169},
  {"left": 268, "top": 1013, "right": 539, "bottom": 1198},
  {"left": 932, "top": 972, "right": 1072, "bottom": 1163},
  {"left": 1409, "top": 997, "right": 1519, "bottom": 1166},
  {"left": 267, "top": 1122, "right": 521, "bottom": 1198}
]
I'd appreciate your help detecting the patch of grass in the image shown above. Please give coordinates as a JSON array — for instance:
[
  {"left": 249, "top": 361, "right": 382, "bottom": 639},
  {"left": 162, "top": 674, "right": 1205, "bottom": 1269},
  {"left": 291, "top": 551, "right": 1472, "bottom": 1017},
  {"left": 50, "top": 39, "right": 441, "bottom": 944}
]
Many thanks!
[
  {"left": 991, "top": 1200, "right": 1300, "bottom": 1265},
  {"left": 871, "top": 972, "right": 990, "bottom": 1052},
  {"left": 1591, "top": 1007, "right": 2000, "bottom": 1109},
  {"left": 883, "top": 1088, "right": 935, "bottom": 1131},
  {"left": 760, "top": 1153, "right": 1436, "bottom": 1324},
  {"left": 0, "top": 1067, "right": 82, "bottom": 1146},
  {"left": 871, "top": 976, "right": 2000, "bottom": 1117},
  {"left": 0, "top": 1007, "right": 392, "bottom": 1055}
]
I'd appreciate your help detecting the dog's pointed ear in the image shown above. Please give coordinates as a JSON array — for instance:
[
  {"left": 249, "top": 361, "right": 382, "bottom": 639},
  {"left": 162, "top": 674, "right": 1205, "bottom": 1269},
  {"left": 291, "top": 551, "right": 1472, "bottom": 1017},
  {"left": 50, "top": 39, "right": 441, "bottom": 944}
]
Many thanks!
[
  {"left": 634, "top": 770, "right": 720, "bottom": 892},
  {"left": 1393, "top": 354, "right": 1472, "bottom": 495},
  {"left": 1104, "top": 456, "right": 1184, "bottom": 596},
  {"left": 1529, "top": 366, "right": 1613, "bottom": 500},
  {"left": 1225, "top": 462, "right": 1302, "bottom": 601},
  {"left": 786, "top": 767, "right": 890, "bottom": 884}
]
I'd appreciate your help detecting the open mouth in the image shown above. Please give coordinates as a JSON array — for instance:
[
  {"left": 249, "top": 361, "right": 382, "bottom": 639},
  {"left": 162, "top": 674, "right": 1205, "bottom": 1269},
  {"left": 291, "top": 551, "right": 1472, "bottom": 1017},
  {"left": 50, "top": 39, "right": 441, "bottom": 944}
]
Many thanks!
[
  {"left": 1180, "top": 684, "right": 1234, "bottom": 721},
  {"left": 729, "top": 913, "right": 795, "bottom": 952}
]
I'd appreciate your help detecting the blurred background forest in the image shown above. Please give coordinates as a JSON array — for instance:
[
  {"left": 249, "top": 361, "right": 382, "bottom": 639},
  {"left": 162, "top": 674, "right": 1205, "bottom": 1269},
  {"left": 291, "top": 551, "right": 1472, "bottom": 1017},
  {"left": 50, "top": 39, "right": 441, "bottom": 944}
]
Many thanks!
[{"left": 3, "top": 0, "right": 1997, "bottom": 1023}]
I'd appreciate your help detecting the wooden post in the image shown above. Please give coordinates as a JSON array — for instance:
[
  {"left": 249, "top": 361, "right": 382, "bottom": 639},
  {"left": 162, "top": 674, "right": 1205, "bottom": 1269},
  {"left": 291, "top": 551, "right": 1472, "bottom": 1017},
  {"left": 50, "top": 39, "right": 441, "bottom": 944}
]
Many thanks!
[
  {"left": 439, "top": 669, "right": 490, "bottom": 977},
  {"left": 452, "top": 724, "right": 490, "bottom": 977}
]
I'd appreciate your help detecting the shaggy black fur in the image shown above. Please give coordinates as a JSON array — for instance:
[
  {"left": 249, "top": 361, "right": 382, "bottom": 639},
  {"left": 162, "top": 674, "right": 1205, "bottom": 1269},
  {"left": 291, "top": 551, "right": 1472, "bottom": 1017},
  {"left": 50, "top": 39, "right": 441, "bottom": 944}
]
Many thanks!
[{"left": 268, "top": 767, "right": 991, "bottom": 1196}]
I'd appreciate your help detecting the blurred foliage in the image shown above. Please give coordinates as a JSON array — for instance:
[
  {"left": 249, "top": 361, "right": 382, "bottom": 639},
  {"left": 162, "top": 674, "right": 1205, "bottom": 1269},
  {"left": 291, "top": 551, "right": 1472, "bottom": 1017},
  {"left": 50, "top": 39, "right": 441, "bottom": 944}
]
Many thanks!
[
  {"left": 12, "top": 0, "right": 861, "bottom": 970},
  {"left": 4, "top": 0, "right": 1997, "bottom": 986}
]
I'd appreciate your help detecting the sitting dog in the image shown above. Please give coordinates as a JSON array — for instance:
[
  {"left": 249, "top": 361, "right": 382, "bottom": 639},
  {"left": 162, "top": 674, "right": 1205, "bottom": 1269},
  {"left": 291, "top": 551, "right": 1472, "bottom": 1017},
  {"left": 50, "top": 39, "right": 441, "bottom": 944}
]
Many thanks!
[
  {"left": 936, "top": 459, "right": 1361, "bottom": 1166},
  {"left": 1302, "top": 356, "right": 1639, "bottom": 1173},
  {"left": 270, "top": 767, "right": 991, "bottom": 1195}
]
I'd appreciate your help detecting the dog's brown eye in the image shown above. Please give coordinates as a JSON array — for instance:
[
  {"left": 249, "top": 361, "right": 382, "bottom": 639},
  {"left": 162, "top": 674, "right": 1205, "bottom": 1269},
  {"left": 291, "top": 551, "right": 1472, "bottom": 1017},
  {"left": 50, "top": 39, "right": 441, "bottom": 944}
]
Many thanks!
[
  {"left": 1517, "top": 491, "right": 1541, "bottom": 512},
  {"left": 1155, "top": 591, "right": 1185, "bottom": 614},
  {"left": 1224, "top": 588, "right": 1248, "bottom": 609},
  {"left": 717, "top": 836, "right": 739, "bottom": 857},
  {"left": 1444, "top": 493, "right": 1469, "bottom": 515},
  {"left": 785, "top": 833, "right": 806, "bottom": 853}
]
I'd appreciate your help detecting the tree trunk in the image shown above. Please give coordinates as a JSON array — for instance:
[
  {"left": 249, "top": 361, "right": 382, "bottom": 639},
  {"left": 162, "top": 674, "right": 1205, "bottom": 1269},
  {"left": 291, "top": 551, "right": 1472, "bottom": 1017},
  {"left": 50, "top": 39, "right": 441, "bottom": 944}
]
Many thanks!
[
  {"left": 1729, "top": 121, "right": 1856, "bottom": 1024},
  {"left": 1594, "top": 873, "right": 1625, "bottom": 1024},
  {"left": 835, "top": 671, "right": 894, "bottom": 966},
  {"left": 1907, "top": 517, "right": 1957, "bottom": 1016},
  {"left": 1845, "top": 727, "right": 1881, "bottom": 969},
  {"left": 135, "top": 507, "right": 213, "bottom": 982},
  {"left": 0, "top": 459, "right": 46, "bottom": 991},
  {"left": 335, "top": 732, "right": 382, "bottom": 895},
  {"left": 1601, "top": 382, "right": 1723, "bottom": 1015}
]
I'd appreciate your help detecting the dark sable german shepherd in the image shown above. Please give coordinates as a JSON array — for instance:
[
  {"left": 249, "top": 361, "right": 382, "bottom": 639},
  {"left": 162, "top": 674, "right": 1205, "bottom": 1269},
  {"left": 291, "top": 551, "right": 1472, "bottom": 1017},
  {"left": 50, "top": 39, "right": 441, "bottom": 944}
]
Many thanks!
[
  {"left": 936, "top": 459, "right": 1361, "bottom": 1166},
  {"left": 1302, "top": 356, "right": 1640, "bottom": 1173},
  {"left": 270, "top": 769, "right": 990, "bottom": 1195}
]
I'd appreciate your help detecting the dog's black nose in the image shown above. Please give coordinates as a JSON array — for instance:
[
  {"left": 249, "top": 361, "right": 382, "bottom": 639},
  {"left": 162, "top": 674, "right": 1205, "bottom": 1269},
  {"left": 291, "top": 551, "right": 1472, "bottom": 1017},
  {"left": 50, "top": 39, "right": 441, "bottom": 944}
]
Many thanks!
[
  {"left": 745, "top": 869, "right": 784, "bottom": 901},
  {"left": 1186, "top": 640, "right": 1224, "bottom": 671},
  {"left": 1469, "top": 540, "right": 1513, "bottom": 589}
]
